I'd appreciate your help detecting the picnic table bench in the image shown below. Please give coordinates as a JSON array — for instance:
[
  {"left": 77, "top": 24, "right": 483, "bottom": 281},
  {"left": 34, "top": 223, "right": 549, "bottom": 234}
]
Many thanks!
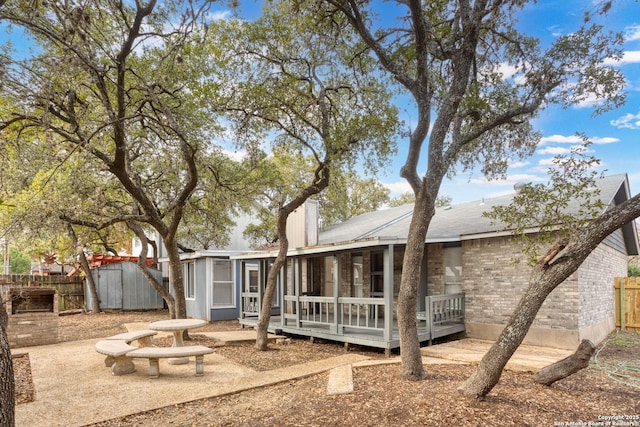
[
  {"left": 95, "top": 330, "right": 157, "bottom": 375},
  {"left": 95, "top": 340, "right": 139, "bottom": 375},
  {"left": 127, "top": 345, "right": 215, "bottom": 379},
  {"left": 94, "top": 329, "right": 214, "bottom": 378}
]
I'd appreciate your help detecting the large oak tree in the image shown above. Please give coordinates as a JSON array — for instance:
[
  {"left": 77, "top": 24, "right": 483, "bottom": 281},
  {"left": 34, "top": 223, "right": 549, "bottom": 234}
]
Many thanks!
[
  {"left": 0, "top": 0, "right": 234, "bottom": 319},
  {"left": 208, "top": 1, "right": 400, "bottom": 349},
  {"left": 318, "top": 0, "right": 625, "bottom": 379}
]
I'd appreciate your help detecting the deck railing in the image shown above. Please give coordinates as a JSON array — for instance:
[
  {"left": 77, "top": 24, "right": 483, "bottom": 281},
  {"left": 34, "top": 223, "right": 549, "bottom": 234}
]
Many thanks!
[
  {"left": 338, "top": 297, "right": 386, "bottom": 332},
  {"left": 299, "top": 296, "right": 334, "bottom": 325},
  {"left": 241, "top": 292, "right": 260, "bottom": 317},
  {"left": 250, "top": 292, "right": 464, "bottom": 339},
  {"left": 428, "top": 293, "right": 465, "bottom": 324}
]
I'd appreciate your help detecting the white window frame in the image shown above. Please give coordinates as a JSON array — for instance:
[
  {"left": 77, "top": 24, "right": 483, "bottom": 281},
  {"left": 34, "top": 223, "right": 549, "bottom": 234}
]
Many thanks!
[
  {"left": 183, "top": 261, "right": 196, "bottom": 300},
  {"left": 211, "top": 259, "right": 235, "bottom": 309}
]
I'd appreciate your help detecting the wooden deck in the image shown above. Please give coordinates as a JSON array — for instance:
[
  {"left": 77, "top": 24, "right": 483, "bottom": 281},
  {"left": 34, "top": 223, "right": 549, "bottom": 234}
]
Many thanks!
[{"left": 239, "top": 293, "right": 466, "bottom": 354}]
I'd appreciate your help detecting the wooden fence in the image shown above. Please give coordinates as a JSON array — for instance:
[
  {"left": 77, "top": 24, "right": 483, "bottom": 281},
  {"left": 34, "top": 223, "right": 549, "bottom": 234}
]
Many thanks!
[
  {"left": 614, "top": 277, "right": 640, "bottom": 331},
  {"left": 0, "top": 274, "right": 85, "bottom": 312}
]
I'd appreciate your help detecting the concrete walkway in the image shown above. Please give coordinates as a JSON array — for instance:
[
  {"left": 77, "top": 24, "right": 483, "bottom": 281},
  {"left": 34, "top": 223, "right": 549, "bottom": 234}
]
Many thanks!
[
  {"left": 14, "top": 331, "right": 572, "bottom": 427},
  {"left": 15, "top": 329, "right": 368, "bottom": 427},
  {"left": 420, "top": 338, "right": 573, "bottom": 372}
]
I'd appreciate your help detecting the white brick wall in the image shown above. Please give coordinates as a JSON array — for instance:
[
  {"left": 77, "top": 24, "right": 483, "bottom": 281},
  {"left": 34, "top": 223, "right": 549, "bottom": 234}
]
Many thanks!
[
  {"left": 443, "top": 234, "right": 626, "bottom": 333},
  {"left": 458, "top": 235, "right": 581, "bottom": 329},
  {"left": 577, "top": 243, "right": 627, "bottom": 329}
]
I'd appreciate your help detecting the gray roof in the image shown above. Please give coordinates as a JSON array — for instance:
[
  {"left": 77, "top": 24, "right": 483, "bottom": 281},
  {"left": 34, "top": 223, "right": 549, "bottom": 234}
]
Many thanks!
[{"left": 319, "top": 173, "right": 636, "bottom": 247}]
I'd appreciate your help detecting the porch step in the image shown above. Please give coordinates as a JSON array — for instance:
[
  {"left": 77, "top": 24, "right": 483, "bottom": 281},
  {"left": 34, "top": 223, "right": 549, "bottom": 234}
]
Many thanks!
[{"left": 326, "top": 364, "right": 354, "bottom": 395}]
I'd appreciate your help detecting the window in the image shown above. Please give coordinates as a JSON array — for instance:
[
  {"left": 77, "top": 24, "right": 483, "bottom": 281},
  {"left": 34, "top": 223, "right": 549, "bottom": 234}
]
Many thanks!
[
  {"left": 183, "top": 261, "right": 195, "bottom": 299},
  {"left": 444, "top": 244, "right": 462, "bottom": 294},
  {"left": 305, "top": 256, "right": 334, "bottom": 296},
  {"left": 352, "top": 254, "right": 363, "bottom": 298},
  {"left": 212, "top": 260, "right": 234, "bottom": 307},
  {"left": 371, "top": 251, "right": 384, "bottom": 295}
]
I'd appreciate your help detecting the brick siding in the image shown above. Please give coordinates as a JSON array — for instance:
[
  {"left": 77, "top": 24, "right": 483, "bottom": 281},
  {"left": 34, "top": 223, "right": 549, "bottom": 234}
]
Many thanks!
[{"left": 577, "top": 243, "right": 627, "bottom": 329}]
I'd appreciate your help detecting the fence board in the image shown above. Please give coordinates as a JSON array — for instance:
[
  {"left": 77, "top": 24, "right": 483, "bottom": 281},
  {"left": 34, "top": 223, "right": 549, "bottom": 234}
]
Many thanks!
[{"left": 614, "top": 277, "right": 640, "bottom": 331}]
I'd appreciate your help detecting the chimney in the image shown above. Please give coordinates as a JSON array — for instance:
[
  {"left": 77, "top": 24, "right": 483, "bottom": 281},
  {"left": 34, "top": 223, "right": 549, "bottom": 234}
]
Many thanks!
[{"left": 286, "top": 200, "right": 319, "bottom": 248}]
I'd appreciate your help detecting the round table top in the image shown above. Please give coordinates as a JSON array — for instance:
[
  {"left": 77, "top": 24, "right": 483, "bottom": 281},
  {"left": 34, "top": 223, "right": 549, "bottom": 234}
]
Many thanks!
[{"left": 148, "top": 319, "right": 207, "bottom": 331}]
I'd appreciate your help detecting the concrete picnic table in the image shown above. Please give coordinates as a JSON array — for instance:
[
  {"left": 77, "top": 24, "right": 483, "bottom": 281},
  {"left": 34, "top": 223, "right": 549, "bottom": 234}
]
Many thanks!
[{"left": 148, "top": 318, "right": 207, "bottom": 364}]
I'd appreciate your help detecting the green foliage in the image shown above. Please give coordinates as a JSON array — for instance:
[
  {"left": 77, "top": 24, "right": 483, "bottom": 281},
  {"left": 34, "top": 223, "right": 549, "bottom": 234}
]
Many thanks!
[
  {"left": 319, "top": 172, "right": 390, "bottom": 227},
  {"left": 389, "top": 193, "right": 416, "bottom": 208},
  {"left": 629, "top": 264, "right": 640, "bottom": 277},
  {"left": 388, "top": 193, "right": 451, "bottom": 208},
  {"left": 211, "top": 0, "right": 401, "bottom": 246},
  {"left": 484, "top": 139, "right": 605, "bottom": 264},
  {"left": 0, "top": 246, "right": 32, "bottom": 274}
]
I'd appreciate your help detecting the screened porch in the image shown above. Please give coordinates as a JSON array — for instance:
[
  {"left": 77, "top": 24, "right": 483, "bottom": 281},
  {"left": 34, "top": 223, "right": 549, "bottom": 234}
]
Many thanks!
[
  {"left": 237, "top": 243, "right": 465, "bottom": 353},
  {"left": 240, "top": 293, "right": 465, "bottom": 353}
]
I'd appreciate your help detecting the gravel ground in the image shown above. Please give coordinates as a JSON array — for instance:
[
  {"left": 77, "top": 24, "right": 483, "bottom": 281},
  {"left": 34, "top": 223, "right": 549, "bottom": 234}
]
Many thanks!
[{"left": 13, "top": 310, "right": 640, "bottom": 426}]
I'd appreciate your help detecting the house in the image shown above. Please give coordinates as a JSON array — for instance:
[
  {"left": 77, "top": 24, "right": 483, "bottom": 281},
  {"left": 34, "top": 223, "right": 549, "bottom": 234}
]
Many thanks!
[
  {"left": 157, "top": 211, "right": 262, "bottom": 321},
  {"left": 235, "top": 173, "right": 638, "bottom": 352}
]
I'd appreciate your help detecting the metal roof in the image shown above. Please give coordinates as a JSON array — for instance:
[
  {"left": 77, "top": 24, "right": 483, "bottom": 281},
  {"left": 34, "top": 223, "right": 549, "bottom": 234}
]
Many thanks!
[
  {"left": 318, "top": 173, "right": 637, "bottom": 251},
  {"left": 232, "top": 173, "right": 638, "bottom": 259}
]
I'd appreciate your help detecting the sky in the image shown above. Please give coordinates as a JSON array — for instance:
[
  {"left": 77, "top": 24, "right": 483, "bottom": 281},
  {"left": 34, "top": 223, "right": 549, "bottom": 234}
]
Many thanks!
[
  {"left": 374, "top": 0, "right": 640, "bottom": 204},
  {"left": 2, "top": 1, "right": 639, "bottom": 206},
  {"left": 230, "top": 0, "right": 640, "bottom": 204}
]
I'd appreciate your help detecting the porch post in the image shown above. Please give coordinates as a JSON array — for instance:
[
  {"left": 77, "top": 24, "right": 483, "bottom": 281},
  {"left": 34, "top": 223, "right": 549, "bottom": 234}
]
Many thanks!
[
  {"left": 383, "top": 245, "right": 394, "bottom": 341},
  {"left": 279, "top": 260, "right": 286, "bottom": 328},
  {"left": 296, "top": 258, "right": 302, "bottom": 328},
  {"left": 258, "top": 260, "right": 265, "bottom": 319},
  {"left": 333, "top": 255, "right": 340, "bottom": 334}
]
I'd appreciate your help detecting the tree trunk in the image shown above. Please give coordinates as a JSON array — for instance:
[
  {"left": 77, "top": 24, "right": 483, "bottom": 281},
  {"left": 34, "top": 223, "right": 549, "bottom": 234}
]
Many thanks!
[
  {"left": 164, "top": 236, "right": 187, "bottom": 321},
  {"left": 459, "top": 193, "right": 640, "bottom": 399},
  {"left": 397, "top": 189, "right": 431, "bottom": 380},
  {"left": 0, "top": 301, "right": 15, "bottom": 427},
  {"left": 79, "top": 249, "right": 100, "bottom": 313},
  {"left": 458, "top": 246, "right": 575, "bottom": 399},
  {"left": 256, "top": 215, "right": 288, "bottom": 350},
  {"left": 65, "top": 223, "right": 100, "bottom": 313},
  {"left": 128, "top": 221, "right": 176, "bottom": 316},
  {"left": 532, "top": 339, "right": 595, "bottom": 386}
]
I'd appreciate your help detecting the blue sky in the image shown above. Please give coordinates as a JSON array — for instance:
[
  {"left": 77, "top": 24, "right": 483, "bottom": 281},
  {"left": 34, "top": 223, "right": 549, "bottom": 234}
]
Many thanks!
[
  {"left": 376, "top": 1, "right": 640, "bottom": 203},
  {"left": 2, "top": 1, "right": 639, "bottom": 205},
  {"left": 230, "top": 0, "right": 640, "bottom": 203}
]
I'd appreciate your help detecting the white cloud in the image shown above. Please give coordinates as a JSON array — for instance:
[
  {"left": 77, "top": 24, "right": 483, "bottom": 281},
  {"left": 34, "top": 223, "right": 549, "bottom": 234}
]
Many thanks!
[
  {"left": 508, "top": 160, "right": 530, "bottom": 169},
  {"left": 537, "top": 146, "right": 572, "bottom": 155},
  {"left": 547, "top": 25, "right": 563, "bottom": 38},
  {"left": 497, "top": 63, "right": 518, "bottom": 79},
  {"left": 624, "top": 25, "right": 640, "bottom": 42},
  {"left": 382, "top": 180, "right": 413, "bottom": 195},
  {"left": 540, "top": 134, "right": 583, "bottom": 144},
  {"left": 539, "top": 134, "right": 619, "bottom": 145},
  {"left": 611, "top": 112, "right": 640, "bottom": 129},
  {"left": 207, "top": 10, "right": 232, "bottom": 21},
  {"left": 538, "top": 157, "right": 556, "bottom": 166},
  {"left": 223, "top": 148, "right": 247, "bottom": 162},
  {"left": 590, "top": 136, "right": 619, "bottom": 144},
  {"left": 604, "top": 50, "right": 640, "bottom": 66}
]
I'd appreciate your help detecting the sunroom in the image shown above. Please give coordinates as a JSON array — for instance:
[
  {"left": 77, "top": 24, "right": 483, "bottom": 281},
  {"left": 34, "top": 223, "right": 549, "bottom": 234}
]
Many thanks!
[{"left": 235, "top": 238, "right": 465, "bottom": 355}]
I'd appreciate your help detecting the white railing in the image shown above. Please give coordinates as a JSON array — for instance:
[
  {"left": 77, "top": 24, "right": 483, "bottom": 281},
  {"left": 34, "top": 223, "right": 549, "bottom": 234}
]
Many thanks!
[
  {"left": 417, "top": 293, "right": 465, "bottom": 329},
  {"left": 428, "top": 293, "right": 465, "bottom": 324},
  {"left": 247, "top": 292, "right": 464, "bottom": 339},
  {"left": 299, "top": 296, "right": 334, "bottom": 325},
  {"left": 241, "top": 292, "right": 259, "bottom": 317},
  {"left": 338, "top": 297, "right": 386, "bottom": 332}
]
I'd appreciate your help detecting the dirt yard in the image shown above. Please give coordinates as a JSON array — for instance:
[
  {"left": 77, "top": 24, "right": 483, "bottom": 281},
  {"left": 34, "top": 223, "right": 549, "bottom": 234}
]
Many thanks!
[{"left": 13, "top": 310, "right": 640, "bottom": 426}]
